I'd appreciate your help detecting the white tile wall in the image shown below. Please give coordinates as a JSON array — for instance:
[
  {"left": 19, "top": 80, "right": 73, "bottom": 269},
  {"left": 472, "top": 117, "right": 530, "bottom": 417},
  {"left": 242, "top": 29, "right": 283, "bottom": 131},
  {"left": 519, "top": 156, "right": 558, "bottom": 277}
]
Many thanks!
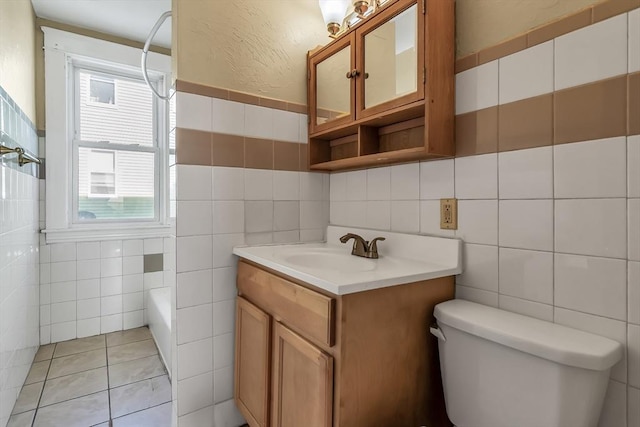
[
  {"left": 0, "top": 165, "right": 40, "bottom": 427},
  {"left": 455, "top": 60, "right": 499, "bottom": 114},
  {"left": 499, "top": 41, "right": 554, "bottom": 104}
]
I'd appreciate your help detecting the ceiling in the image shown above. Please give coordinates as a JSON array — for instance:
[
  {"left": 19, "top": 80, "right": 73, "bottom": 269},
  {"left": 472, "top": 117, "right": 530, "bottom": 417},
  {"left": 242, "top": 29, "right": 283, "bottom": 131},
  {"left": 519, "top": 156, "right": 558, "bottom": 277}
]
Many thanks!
[{"left": 31, "top": 0, "right": 172, "bottom": 48}]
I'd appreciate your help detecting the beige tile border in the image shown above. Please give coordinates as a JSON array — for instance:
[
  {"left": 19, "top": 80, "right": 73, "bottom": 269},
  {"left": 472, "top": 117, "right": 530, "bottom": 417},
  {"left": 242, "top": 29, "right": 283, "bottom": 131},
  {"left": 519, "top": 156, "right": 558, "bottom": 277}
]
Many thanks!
[
  {"left": 175, "top": 80, "right": 307, "bottom": 114},
  {"left": 455, "top": 0, "right": 640, "bottom": 73}
]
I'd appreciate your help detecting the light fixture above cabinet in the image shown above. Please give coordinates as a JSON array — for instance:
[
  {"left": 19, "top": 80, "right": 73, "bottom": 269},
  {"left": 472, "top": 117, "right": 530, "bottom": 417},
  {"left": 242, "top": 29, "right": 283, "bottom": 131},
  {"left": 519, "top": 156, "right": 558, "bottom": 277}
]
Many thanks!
[{"left": 318, "top": 0, "right": 390, "bottom": 38}]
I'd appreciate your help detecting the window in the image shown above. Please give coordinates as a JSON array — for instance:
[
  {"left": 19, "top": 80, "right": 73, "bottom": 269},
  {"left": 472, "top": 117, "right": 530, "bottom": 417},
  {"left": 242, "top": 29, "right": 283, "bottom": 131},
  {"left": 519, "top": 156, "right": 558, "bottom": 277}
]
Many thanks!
[
  {"left": 42, "top": 28, "right": 171, "bottom": 242},
  {"left": 89, "top": 77, "right": 115, "bottom": 104}
]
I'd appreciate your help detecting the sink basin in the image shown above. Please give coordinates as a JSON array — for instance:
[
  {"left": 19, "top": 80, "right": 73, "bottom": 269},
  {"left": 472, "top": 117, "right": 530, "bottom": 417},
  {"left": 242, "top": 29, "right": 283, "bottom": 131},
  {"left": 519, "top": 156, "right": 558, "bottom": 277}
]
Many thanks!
[{"left": 281, "top": 251, "right": 377, "bottom": 273}]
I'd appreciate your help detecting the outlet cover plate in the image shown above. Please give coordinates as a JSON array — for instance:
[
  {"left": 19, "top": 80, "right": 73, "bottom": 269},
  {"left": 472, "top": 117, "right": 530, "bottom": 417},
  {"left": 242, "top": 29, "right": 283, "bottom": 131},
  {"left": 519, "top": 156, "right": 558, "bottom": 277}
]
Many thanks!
[{"left": 440, "top": 198, "right": 457, "bottom": 230}]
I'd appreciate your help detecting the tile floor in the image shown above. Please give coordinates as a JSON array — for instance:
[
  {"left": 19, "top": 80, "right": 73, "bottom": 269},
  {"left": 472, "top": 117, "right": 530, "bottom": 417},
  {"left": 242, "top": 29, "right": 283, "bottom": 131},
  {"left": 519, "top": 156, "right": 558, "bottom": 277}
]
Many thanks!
[{"left": 7, "top": 327, "right": 172, "bottom": 427}]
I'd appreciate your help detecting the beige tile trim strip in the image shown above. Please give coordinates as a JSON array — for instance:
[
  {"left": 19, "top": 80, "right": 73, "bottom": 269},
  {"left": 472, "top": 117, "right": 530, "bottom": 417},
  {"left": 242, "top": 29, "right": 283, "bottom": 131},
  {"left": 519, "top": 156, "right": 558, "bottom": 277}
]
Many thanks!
[
  {"left": 455, "top": 72, "right": 639, "bottom": 157},
  {"left": 175, "top": 128, "right": 308, "bottom": 171},
  {"left": 175, "top": 80, "right": 308, "bottom": 114},
  {"left": 455, "top": 0, "right": 640, "bottom": 72}
]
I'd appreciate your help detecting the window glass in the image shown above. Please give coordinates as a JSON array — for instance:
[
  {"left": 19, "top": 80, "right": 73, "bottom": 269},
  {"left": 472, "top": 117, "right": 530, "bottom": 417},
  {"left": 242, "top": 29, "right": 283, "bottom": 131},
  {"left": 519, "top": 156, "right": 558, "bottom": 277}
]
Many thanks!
[{"left": 89, "top": 77, "right": 115, "bottom": 104}]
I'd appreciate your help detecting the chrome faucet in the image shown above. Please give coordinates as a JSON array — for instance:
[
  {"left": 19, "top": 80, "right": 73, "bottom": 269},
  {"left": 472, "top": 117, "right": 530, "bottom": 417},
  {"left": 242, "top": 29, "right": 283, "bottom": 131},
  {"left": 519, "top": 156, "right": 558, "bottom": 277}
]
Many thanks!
[{"left": 339, "top": 233, "right": 386, "bottom": 259}]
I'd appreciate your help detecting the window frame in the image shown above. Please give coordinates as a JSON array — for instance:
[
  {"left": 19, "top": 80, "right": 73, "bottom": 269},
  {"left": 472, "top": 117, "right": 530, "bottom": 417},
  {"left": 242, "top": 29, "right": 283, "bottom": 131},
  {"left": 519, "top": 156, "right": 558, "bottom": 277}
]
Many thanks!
[{"left": 42, "top": 27, "right": 172, "bottom": 243}]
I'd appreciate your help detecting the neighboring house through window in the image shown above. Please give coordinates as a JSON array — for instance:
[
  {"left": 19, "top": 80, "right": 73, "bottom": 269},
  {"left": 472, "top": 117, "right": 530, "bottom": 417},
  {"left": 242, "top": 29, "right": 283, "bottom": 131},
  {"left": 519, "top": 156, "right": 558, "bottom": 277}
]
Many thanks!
[{"left": 42, "top": 28, "right": 172, "bottom": 242}]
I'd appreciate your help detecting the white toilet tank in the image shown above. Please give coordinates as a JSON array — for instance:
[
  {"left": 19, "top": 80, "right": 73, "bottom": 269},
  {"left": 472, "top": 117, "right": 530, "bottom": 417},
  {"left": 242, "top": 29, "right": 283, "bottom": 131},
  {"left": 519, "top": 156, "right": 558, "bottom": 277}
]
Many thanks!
[{"left": 432, "top": 300, "right": 623, "bottom": 427}]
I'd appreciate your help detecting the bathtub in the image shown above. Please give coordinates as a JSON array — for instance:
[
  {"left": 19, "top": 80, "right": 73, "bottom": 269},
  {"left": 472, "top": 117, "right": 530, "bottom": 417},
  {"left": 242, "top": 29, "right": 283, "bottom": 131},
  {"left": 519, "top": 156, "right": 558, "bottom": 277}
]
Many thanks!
[{"left": 148, "top": 287, "right": 171, "bottom": 378}]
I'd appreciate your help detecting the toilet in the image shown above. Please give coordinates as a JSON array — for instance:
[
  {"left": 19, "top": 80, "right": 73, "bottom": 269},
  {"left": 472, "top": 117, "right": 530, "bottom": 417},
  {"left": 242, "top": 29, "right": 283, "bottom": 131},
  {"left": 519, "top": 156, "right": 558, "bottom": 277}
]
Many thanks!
[{"left": 430, "top": 300, "right": 623, "bottom": 427}]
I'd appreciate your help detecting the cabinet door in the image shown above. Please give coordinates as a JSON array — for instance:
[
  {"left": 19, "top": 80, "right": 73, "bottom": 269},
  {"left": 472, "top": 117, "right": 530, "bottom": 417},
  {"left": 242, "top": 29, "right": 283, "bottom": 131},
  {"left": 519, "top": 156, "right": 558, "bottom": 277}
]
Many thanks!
[
  {"left": 357, "top": 0, "right": 424, "bottom": 119},
  {"left": 271, "top": 322, "right": 333, "bottom": 427},
  {"left": 309, "top": 32, "right": 356, "bottom": 135},
  {"left": 235, "top": 297, "right": 271, "bottom": 427}
]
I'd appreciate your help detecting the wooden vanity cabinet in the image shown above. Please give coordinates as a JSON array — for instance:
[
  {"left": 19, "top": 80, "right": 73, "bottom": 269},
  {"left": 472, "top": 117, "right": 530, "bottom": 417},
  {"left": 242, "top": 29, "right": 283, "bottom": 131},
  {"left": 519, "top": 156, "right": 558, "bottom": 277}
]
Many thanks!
[
  {"left": 307, "top": 0, "right": 455, "bottom": 171},
  {"left": 234, "top": 260, "right": 454, "bottom": 427}
]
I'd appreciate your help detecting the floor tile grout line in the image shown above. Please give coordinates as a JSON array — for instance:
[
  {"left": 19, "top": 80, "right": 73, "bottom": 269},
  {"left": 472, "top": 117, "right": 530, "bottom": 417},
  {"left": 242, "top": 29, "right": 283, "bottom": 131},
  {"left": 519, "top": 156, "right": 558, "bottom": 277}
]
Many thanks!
[
  {"left": 30, "top": 342, "right": 56, "bottom": 427},
  {"left": 110, "top": 400, "right": 172, "bottom": 423}
]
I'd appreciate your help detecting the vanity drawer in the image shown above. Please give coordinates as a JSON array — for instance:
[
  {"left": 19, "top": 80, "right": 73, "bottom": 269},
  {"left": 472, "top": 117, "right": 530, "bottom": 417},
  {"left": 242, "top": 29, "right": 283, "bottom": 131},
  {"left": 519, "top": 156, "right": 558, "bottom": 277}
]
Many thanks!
[{"left": 237, "top": 261, "right": 336, "bottom": 347}]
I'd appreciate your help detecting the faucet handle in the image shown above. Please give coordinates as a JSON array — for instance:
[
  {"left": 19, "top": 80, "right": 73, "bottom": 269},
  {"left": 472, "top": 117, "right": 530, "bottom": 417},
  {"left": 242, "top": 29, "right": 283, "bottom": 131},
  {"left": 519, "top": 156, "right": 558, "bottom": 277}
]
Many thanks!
[{"left": 366, "top": 237, "right": 386, "bottom": 259}]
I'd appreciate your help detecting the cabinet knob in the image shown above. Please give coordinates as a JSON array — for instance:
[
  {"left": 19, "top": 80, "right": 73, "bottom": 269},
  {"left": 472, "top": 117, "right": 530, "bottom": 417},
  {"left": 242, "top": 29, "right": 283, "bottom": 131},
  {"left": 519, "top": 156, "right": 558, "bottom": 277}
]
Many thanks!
[{"left": 345, "top": 69, "right": 361, "bottom": 79}]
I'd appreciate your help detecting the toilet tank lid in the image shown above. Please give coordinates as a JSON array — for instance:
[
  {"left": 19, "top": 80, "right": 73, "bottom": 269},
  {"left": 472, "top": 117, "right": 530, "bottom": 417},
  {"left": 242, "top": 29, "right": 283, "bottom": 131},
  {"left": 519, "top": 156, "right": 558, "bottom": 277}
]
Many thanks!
[{"left": 434, "top": 300, "right": 623, "bottom": 371}]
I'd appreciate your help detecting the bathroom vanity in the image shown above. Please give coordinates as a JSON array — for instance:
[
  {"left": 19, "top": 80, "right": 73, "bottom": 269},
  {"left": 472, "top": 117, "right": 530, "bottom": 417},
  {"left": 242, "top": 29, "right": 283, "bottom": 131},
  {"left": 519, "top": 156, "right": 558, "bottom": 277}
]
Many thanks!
[{"left": 232, "top": 227, "right": 461, "bottom": 427}]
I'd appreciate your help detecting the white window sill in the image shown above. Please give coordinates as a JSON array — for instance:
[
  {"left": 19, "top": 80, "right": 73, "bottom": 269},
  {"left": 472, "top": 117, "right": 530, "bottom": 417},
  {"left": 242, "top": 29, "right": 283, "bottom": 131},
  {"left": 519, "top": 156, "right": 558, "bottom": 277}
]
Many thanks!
[{"left": 42, "top": 224, "right": 174, "bottom": 244}]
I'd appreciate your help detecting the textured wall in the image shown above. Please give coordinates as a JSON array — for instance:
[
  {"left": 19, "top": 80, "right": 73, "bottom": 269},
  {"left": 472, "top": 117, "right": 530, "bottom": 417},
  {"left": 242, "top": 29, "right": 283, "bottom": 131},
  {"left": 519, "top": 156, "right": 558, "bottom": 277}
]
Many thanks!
[{"left": 0, "top": 0, "right": 37, "bottom": 122}]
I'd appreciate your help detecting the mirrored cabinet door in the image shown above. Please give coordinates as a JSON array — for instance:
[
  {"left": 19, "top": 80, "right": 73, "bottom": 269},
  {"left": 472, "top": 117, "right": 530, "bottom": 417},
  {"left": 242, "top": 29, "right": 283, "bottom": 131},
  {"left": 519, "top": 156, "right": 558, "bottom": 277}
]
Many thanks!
[
  {"left": 310, "top": 34, "right": 356, "bottom": 133},
  {"left": 358, "top": 2, "right": 424, "bottom": 118}
]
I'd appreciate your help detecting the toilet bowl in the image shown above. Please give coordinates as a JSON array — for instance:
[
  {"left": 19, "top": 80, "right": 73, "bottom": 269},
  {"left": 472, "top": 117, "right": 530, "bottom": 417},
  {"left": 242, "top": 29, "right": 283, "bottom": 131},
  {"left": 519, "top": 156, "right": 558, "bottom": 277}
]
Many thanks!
[{"left": 431, "top": 299, "right": 623, "bottom": 427}]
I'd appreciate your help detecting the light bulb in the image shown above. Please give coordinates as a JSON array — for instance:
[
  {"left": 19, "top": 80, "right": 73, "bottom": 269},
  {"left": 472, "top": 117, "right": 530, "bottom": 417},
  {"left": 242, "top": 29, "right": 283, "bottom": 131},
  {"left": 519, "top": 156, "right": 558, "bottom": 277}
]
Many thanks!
[{"left": 318, "top": 0, "right": 350, "bottom": 34}]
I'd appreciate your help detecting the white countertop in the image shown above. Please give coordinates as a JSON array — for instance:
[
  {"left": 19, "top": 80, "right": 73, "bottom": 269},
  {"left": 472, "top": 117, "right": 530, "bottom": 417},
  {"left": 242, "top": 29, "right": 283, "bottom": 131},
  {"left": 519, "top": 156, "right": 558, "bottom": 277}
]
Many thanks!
[{"left": 233, "top": 226, "right": 462, "bottom": 295}]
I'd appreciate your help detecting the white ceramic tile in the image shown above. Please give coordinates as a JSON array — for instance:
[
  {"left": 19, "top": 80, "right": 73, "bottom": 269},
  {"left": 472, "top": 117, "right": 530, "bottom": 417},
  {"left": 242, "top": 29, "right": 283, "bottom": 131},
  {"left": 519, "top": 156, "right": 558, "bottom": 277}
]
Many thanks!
[
  {"left": 213, "top": 333, "right": 234, "bottom": 370},
  {"left": 101, "top": 313, "right": 122, "bottom": 333},
  {"left": 457, "top": 244, "right": 499, "bottom": 292},
  {"left": 51, "top": 321, "right": 76, "bottom": 343},
  {"left": 101, "top": 295, "right": 122, "bottom": 316},
  {"left": 631, "top": 9, "right": 640, "bottom": 73},
  {"left": 629, "top": 386, "right": 640, "bottom": 427},
  {"left": 630, "top": 136, "right": 640, "bottom": 198},
  {"left": 123, "top": 311, "right": 143, "bottom": 329},
  {"left": 122, "top": 292, "right": 143, "bottom": 312},
  {"left": 122, "top": 275, "right": 143, "bottom": 294},
  {"left": 499, "top": 41, "right": 554, "bottom": 104},
  {"left": 213, "top": 366, "right": 233, "bottom": 403},
  {"left": 177, "top": 236, "right": 213, "bottom": 273},
  {"left": 177, "top": 201, "right": 213, "bottom": 237},
  {"left": 419, "top": 201, "right": 456, "bottom": 237},
  {"left": 498, "top": 146, "right": 553, "bottom": 199},
  {"left": 144, "top": 238, "right": 164, "bottom": 255},
  {"left": 555, "top": 199, "right": 627, "bottom": 258},
  {"left": 273, "top": 171, "right": 300, "bottom": 201},
  {"left": 455, "top": 154, "right": 498, "bottom": 199},
  {"left": 554, "top": 307, "right": 627, "bottom": 383},
  {"left": 51, "top": 281, "right": 76, "bottom": 303},
  {"left": 420, "top": 159, "right": 454, "bottom": 200},
  {"left": 50, "top": 243, "right": 77, "bottom": 262},
  {"left": 455, "top": 60, "right": 499, "bottom": 114},
  {"left": 100, "top": 257, "right": 122, "bottom": 278},
  {"left": 598, "top": 380, "right": 627, "bottom": 427},
  {"left": 40, "top": 264, "right": 51, "bottom": 285},
  {"left": 555, "top": 14, "right": 628, "bottom": 90},
  {"left": 40, "top": 283, "right": 51, "bottom": 304},
  {"left": 299, "top": 114, "right": 308, "bottom": 144},
  {"left": 100, "top": 241, "right": 122, "bottom": 258},
  {"left": 212, "top": 201, "right": 244, "bottom": 234},
  {"left": 455, "top": 285, "right": 499, "bottom": 307},
  {"left": 50, "top": 261, "right": 76, "bottom": 283},
  {"left": 274, "top": 201, "right": 299, "bottom": 231},
  {"left": 275, "top": 229, "right": 299, "bottom": 244},
  {"left": 345, "top": 201, "right": 366, "bottom": 227},
  {"left": 143, "top": 271, "right": 164, "bottom": 290},
  {"left": 213, "top": 299, "right": 235, "bottom": 336},
  {"left": 77, "top": 278, "right": 100, "bottom": 300},
  {"left": 365, "top": 201, "right": 391, "bottom": 231},
  {"left": 630, "top": 262, "right": 640, "bottom": 325},
  {"left": 300, "top": 200, "right": 328, "bottom": 230},
  {"left": 346, "top": 170, "right": 368, "bottom": 201},
  {"left": 177, "top": 338, "right": 213, "bottom": 381},
  {"left": 330, "top": 201, "right": 348, "bottom": 226},
  {"left": 244, "top": 201, "right": 273, "bottom": 233},
  {"left": 180, "top": 406, "right": 214, "bottom": 427},
  {"left": 40, "top": 305, "right": 50, "bottom": 325},
  {"left": 74, "top": 259, "right": 98, "bottom": 281},
  {"left": 245, "top": 232, "right": 273, "bottom": 245},
  {"left": 499, "top": 200, "right": 553, "bottom": 251},
  {"left": 213, "top": 267, "right": 237, "bottom": 303},
  {"left": 122, "top": 239, "right": 143, "bottom": 257},
  {"left": 211, "top": 98, "right": 244, "bottom": 136},
  {"left": 177, "top": 165, "right": 213, "bottom": 201},
  {"left": 122, "top": 256, "right": 143, "bottom": 276},
  {"left": 177, "top": 92, "right": 212, "bottom": 132},
  {"left": 457, "top": 200, "right": 498, "bottom": 245},
  {"left": 51, "top": 301, "right": 76, "bottom": 323},
  {"left": 330, "top": 172, "right": 347, "bottom": 201},
  {"left": 554, "top": 137, "right": 627, "bottom": 198},
  {"left": 629, "top": 324, "right": 640, "bottom": 388},
  {"left": 391, "top": 201, "right": 420, "bottom": 233},
  {"left": 177, "top": 372, "right": 214, "bottom": 417},
  {"left": 499, "top": 248, "right": 553, "bottom": 304},
  {"left": 212, "top": 167, "right": 244, "bottom": 201},
  {"left": 244, "top": 169, "right": 273, "bottom": 200},
  {"left": 272, "top": 109, "right": 299, "bottom": 142},
  {"left": 39, "top": 245, "right": 51, "bottom": 263},
  {"left": 498, "top": 294, "right": 553, "bottom": 322},
  {"left": 630, "top": 199, "right": 640, "bottom": 261},
  {"left": 391, "top": 163, "right": 420, "bottom": 200},
  {"left": 244, "top": 104, "right": 273, "bottom": 139},
  {"left": 300, "top": 172, "right": 324, "bottom": 201},
  {"left": 77, "top": 318, "right": 100, "bottom": 338},
  {"left": 366, "top": 167, "right": 391, "bottom": 200},
  {"left": 177, "top": 304, "right": 213, "bottom": 345},
  {"left": 555, "top": 253, "right": 627, "bottom": 320},
  {"left": 77, "top": 298, "right": 100, "bottom": 320},
  {"left": 212, "top": 233, "right": 244, "bottom": 269}
]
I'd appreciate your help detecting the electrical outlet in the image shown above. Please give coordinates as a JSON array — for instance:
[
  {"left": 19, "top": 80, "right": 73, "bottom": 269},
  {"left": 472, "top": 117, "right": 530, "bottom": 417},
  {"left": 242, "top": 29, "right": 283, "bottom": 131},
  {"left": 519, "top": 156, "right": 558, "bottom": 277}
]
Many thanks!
[{"left": 440, "top": 198, "right": 457, "bottom": 230}]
